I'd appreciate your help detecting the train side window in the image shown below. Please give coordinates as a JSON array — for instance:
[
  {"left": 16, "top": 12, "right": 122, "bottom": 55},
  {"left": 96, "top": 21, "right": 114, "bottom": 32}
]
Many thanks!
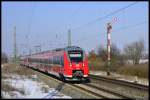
[
  {"left": 59, "top": 56, "right": 61, "bottom": 65},
  {"left": 55, "top": 56, "right": 57, "bottom": 64},
  {"left": 58, "top": 56, "right": 60, "bottom": 64},
  {"left": 53, "top": 57, "right": 55, "bottom": 64},
  {"left": 56, "top": 56, "right": 59, "bottom": 64},
  {"left": 60, "top": 56, "right": 62, "bottom": 66},
  {"left": 43, "top": 59, "right": 46, "bottom": 64},
  {"left": 51, "top": 57, "right": 53, "bottom": 64},
  {"left": 39, "top": 59, "right": 41, "bottom": 63},
  {"left": 56, "top": 56, "right": 58, "bottom": 64},
  {"left": 57, "top": 56, "right": 59, "bottom": 64},
  {"left": 62, "top": 56, "right": 64, "bottom": 66},
  {"left": 58, "top": 56, "right": 60, "bottom": 65},
  {"left": 49, "top": 58, "right": 50, "bottom": 64},
  {"left": 52, "top": 56, "right": 54, "bottom": 64},
  {"left": 54, "top": 56, "right": 56, "bottom": 64},
  {"left": 44, "top": 59, "right": 46, "bottom": 64}
]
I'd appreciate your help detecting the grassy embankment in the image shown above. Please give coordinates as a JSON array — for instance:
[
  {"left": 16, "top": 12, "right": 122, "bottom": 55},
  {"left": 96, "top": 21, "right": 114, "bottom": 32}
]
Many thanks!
[
  {"left": 1, "top": 63, "right": 36, "bottom": 96},
  {"left": 1, "top": 63, "right": 35, "bottom": 75},
  {"left": 88, "top": 57, "right": 148, "bottom": 78}
]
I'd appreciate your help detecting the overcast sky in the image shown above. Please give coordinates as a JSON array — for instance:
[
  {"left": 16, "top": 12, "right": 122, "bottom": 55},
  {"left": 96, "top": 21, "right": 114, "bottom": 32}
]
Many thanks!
[{"left": 2, "top": 1, "right": 148, "bottom": 57}]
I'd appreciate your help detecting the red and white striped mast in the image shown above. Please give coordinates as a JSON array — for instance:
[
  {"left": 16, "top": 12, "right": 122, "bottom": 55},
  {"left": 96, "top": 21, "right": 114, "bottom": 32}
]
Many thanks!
[
  {"left": 107, "top": 22, "right": 112, "bottom": 76},
  {"left": 106, "top": 17, "right": 117, "bottom": 76}
]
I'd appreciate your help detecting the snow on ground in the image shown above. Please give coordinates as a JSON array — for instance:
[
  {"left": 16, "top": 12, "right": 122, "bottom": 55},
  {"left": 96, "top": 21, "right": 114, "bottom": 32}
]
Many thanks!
[
  {"left": 2, "top": 74, "right": 71, "bottom": 99},
  {"left": 90, "top": 71, "right": 149, "bottom": 86}
]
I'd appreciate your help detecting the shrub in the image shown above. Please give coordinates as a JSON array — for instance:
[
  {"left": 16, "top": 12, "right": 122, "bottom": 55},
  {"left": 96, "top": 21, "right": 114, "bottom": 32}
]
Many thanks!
[
  {"left": 117, "top": 63, "right": 148, "bottom": 78},
  {"left": 88, "top": 57, "right": 106, "bottom": 71}
]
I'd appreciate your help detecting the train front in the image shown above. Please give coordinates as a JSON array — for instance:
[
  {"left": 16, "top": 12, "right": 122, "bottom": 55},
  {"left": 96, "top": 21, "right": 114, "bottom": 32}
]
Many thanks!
[{"left": 64, "top": 46, "right": 89, "bottom": 82}]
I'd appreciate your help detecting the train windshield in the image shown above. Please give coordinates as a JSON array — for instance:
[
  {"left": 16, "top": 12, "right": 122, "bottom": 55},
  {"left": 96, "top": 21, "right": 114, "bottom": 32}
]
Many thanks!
[{"left": 68, "top": 51, "right": 83, "bottom": 62}]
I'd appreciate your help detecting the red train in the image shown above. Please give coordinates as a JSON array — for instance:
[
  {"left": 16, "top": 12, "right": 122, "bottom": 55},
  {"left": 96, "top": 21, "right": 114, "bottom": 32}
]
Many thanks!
[{"left": 20, "top": 46, "right": 90, "bottom": 82}]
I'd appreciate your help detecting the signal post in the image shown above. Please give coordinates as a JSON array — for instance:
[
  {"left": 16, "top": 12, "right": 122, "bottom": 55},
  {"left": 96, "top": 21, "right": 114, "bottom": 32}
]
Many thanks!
[{"left": 107, "top": 22, "right": 112, "bottom": 76}]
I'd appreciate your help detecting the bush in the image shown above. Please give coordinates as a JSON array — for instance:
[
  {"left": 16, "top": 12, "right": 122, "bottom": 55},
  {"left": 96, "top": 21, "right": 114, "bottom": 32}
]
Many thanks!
[
  {"left": 88, "top": 57, "right": 106, "bottom": 71},
  {"left": 117, "top": 63, "right": 148, "bottom": 78},
  {"left": 88, "top": 56, "right": 122, "bottom": 72}
]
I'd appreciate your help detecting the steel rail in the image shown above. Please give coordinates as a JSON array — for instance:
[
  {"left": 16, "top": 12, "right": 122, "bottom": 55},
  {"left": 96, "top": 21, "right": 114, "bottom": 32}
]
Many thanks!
[
  {"left": 85, "top": 83, "right": 132, "bottom": 99},
  {"left": 21, "top": 64, "right": 147, "bottom": 99},
  {"left": 21, "top": 65, "right": 107, "bottom": 98},
  {"left": 70, "top": 84, "right": 109, "bottom": 98},
  {"left": 90, "top": 74, "right": 148, "bottom": 91}
]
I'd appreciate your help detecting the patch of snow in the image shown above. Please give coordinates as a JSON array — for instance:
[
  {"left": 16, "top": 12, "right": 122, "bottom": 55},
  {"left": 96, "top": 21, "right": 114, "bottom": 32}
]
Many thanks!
[
  {"left": 2, "top": 74, "right": 71, "bottom": 99},
  {"left": 90, "top": 71, "right": 107, "bottom": 76},
  {"left": 126, "top": 59, "right": 148, "bottom": 64},
  {"left": 31, "top": 74, "right": 37, "bottom": 79},
  {"left": 139, "top": 59, "right": 149, "bottom": 64}
]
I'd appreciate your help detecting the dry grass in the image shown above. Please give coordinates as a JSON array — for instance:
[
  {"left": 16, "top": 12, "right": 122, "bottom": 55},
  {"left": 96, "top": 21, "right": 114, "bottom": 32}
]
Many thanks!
[
  {"left": 1, "top": 83, "right": 25, "bottom": 95},
  {"left": 1, "top": 63, "right": 36, "bottom": 97},
  {"left": 117, "top": 63, "right": 149, "bottom": 78},
  {"left": 41, "top": 85, "right": 49, "bottom": 93},
  {"left": 88, "top": 57, "right": 148, "bottom": 78},
  {"left": 88, "top": 57, "right": 106, "bottom": 71},
  {"left": 2, "top": 63, "right": 35, "bottom": 76}
]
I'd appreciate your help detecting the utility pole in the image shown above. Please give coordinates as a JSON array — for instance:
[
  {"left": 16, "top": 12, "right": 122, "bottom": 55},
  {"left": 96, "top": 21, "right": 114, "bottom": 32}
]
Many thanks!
[
  {"left": 34, "top": 45, "right": 41, "bottom": 53},
  {"left": 13, "top": 26, "right": 17, "bottom": 64},
  {"left": 107, "top": 22, "right": 112, "bottom": 76},
  {"left": 68, "top": 29, "right": 71, "bottom": 47},
  {"left": 29, "top": 48, "right": 32, "bottom": 56}
]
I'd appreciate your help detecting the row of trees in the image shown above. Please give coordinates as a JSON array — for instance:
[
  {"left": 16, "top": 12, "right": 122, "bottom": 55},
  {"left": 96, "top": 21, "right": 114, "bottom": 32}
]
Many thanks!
[{"left": 89, "top": 39, "right": 147, "bottom": 65}]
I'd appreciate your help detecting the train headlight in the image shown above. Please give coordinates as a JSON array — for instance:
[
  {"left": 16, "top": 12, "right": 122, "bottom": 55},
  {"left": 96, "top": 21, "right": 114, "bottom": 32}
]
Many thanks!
[
  {"left": 83, "top": 63, "right": 85, "bottom": 67},
  {"left": 70, "top": 63, "right": 72, "bottom": 67}
]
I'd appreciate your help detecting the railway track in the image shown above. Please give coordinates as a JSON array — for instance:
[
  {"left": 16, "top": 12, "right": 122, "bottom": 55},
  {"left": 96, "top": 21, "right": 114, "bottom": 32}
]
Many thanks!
[
  {"left": 22, "top": 65, "right": 133, "bottom": 98},
  {"left": 72, "top": 83, "right": 132, "bottom": 99},
  {"left": 71, "top": 84, "right": 108, "bottom": 98},
  {"left": 89, "top": 74, "right": 148, "bottom": 91},
  {"left": 21, "top": 64, "right": 148, "bottom": 99},
  {"left": 89, "top": 74, "right": 149, "bottom": 99}
]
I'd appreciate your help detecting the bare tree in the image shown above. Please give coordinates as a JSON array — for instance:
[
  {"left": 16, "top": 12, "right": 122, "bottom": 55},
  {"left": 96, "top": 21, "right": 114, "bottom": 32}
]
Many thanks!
[
  {"left": 124, "top": 39, "right": 145, "bottom": 64},
  {"left": 97, "top": 43, "right": 121, "bottom": 61},
  {"left": 97, "top": 45, "right": 107, "bottom": 61},
  {"left": 111, "top": 43, "right": 121, "bottom": 59},
  {"left": 88, "top": 50, "right": 97, "bottom": 60},
  {"left": 97, "top": 44, "right": 124, "bottom": 72}
]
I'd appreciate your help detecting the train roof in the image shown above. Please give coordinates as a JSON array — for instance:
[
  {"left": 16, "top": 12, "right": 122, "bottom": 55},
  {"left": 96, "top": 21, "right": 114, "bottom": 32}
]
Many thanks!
[
  {"left": 65, "top": 46, "right": 83, "bottom": 51},
  {"left": 22, "top": 46, "right": 83, "bottom": 57}
]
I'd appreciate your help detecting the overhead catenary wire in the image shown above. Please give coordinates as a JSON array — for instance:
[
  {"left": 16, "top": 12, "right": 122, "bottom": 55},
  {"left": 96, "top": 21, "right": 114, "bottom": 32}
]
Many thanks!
[
  {"left": 71, "top": 2, "right": 138, "bottom": 31},
  {"left": 42, "top": 4, "right": 84, "bottom": 49},
  {"left": 112, "top": 21, "right": 147, "bottom": 32},
  {"left": 26, "top": 3, "right": 36, "bottom": 55},
  {"left": 74, "top": 20, "right": 147, "bottom": 44},
  {"left": 68, "top": 3, "right": 84, "bottom": 28}
]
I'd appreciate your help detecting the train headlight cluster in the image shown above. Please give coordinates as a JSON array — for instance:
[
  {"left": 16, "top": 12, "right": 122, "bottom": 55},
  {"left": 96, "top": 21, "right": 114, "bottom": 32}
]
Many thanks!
[
  {"left": 70, "top": 63, "right": 72, "bottom": 67},
  {"left": 83, "top": 63, "right": 85, "bottom": 67}
]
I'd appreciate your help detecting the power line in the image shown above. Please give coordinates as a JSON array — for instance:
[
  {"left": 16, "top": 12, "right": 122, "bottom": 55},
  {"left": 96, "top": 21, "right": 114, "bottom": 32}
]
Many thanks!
[
  {"left": 13, "top": 26, "right": 17, "bottom": 63},
  {"left": 112, "top": 21, "right": 147, "bottom": 33},
  {"left": 68, "top": 29, "right": 71, "bottom": 46},
  {"left": 72, "top": 2, "right": 138, "bottom": 31},
  {"left": 74, "top": 20, "right": 147, "bottom": 44},
  {"left": 26, "top": 3, "right": 36, "bottom": 55},
  {"left": 50, "top": 3, "right": 84, "bottom": 39},
  {"left": 53, "top": 3, "right": 84, "bottom": 48},
  {"left": 68, "top": 3, "right": 84, "bottom": 28}
]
